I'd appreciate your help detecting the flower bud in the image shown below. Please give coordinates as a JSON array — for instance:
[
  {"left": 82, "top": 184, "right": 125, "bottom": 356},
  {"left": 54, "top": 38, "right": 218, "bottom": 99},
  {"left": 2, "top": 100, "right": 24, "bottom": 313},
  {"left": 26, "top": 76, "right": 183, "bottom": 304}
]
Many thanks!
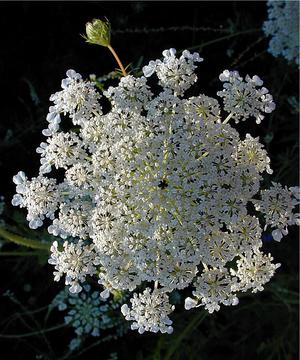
[{"left": 83, "top": 18, "right": 111, "bottom": 47}]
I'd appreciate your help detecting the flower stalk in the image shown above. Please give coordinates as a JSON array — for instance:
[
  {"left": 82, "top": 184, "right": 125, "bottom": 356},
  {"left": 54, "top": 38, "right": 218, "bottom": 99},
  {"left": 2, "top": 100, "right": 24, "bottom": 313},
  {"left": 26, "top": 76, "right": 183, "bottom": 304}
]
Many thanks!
[
  {"left": 0, "top": 228, "right": 50, "bottom": 251},
  {"left": 83, "top": 18, "right": 127, "bottom": 77},
  {"left": 107, "top": 44, "right": 127, "bottom": 77},
  {"left": 223, "top": 112, "right": 234, "bottom": 124}
]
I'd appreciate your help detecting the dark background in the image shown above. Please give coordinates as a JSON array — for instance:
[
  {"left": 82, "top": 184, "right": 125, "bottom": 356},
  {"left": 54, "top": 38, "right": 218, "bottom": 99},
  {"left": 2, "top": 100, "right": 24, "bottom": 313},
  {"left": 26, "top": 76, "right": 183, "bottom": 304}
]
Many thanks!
[{"left": 0, "top": 2, "right": 298, "bottom": 360}]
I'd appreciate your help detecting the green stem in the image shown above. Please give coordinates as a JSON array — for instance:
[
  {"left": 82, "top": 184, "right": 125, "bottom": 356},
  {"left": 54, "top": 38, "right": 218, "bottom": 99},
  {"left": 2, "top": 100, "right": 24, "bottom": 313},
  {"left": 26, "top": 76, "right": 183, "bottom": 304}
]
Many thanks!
[
  {"left": 0, "top": 251, "right": 46, "bottom": 257},
  {"left": 164, "top": 310, "right": 207, "bottom": 360},
  {"left": 0, "top": 228, "right": 50, "bottom": 251}
]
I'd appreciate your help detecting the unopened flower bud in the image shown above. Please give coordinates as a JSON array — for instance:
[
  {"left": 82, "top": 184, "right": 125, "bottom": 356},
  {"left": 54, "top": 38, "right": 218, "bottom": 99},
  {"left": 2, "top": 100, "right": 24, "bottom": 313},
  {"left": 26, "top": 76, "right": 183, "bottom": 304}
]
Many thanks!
[{"left": 83, "top": 18, "right": 111, "bottom": 47}]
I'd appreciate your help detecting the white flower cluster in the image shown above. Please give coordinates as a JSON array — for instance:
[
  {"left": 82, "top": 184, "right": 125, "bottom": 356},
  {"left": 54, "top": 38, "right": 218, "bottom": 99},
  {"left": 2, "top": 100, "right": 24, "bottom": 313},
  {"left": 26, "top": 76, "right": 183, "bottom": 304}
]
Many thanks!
[
  {"left": 217, "top": 70, "right": 275, "bottom": 124},
  {"left": 121, "top": 288, "right": 174, "bottom": 334},
  {"left": 142, "top": 48, "right": 203, "bottom": 95},
  {"left": 52, "top": 285, "right": 128, "bottom": 350},
  {"left": 48, "top": 241, "right": 99, "bottom": 293},
  {"left": 12, "top": 48, "right": 299, "bottom": 334},
  {"left": 253, "top": 183, "right": 300, "bottom": 241},
  {"left": 231, "top": 251, "right": 281, "bottom": 293},
  {"left": 12, "top": 172, "right": 59, "bottom": 229},
  {"left": 263, "top": 0, "right": 299, "bottom": 66}
]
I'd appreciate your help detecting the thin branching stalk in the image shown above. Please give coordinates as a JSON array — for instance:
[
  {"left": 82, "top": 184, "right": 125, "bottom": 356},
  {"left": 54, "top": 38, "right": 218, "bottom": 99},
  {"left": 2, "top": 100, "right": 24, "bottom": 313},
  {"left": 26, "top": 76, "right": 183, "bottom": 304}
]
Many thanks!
[{"left": 0, "top": 228, "right": 50, "bottom": 251}]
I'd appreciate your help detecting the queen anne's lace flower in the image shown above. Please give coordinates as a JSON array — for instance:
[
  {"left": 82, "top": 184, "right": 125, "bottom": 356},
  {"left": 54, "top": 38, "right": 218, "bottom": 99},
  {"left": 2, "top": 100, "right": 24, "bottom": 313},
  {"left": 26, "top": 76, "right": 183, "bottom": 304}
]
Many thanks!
[
  {"left": 217, "top": 70, "right": 275, "bottom": 124},
  {"left": 143, "top": 48, "right": 203, "bottom": 96},
  {"left": 104, "top": 75, "right": 153, "bottom": 113},
  {"left": 184, "top": 95, "right": 221, "bottom": 122},
  {"left": 228, "top": 215, "right": 262, "bottom": 254},
  {"left": 263, "top": 1, "right": 299, "bottom": 66},
  {"left": 52, "top": 285, "right": 128, "bottom": 350},
  {"left": 49, "top": 201, "right": 92, "bottom": 239},
  {"left": 12, "top": 49, "right": 299, "bottom": 334},
  {"left": 37, "top": 132, "right": 87, "bottom": 174},
  {"left": 189, "top": 267, "right": 239, "bottom": 314},
  {"left": 231, "top": 250, "right": 281, "bottom": 293},
  {"left": 253, "top": 183, "right": 300, "bottom": 241},
  {"left": 12, "top": 171, "right": 59, "bottom": 229},
  {"left": 198, "top": 230, "right": 235, "bottom": 267},
  {"left": 49, "top": 69, "right": 102, "bottom": 126},
  {"left": 65, "top": 162, "right": 93, "bottom": 191},
  {"left": 48, "top": 241, "right": 99, "bottom": 293},
  {"left": 121, "top": 288, "right": 174, "bottom": 334}
]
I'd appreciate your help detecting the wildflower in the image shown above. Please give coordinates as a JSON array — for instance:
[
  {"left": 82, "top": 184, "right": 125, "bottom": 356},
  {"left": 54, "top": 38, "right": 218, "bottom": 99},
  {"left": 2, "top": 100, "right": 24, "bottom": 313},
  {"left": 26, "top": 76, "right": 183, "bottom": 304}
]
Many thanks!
[
  {"left": 217, "top": 70, "right": 275, "bottom": 124},
  {"left": 263, "top": 1, "right": 299, "bottom": 66},
  {"left": 121, "top": 288, "right": 174, "bottom": 334},
  {"left": 143, "top": 48, "right": 203, "bottom": 96},
  {"left": 12, "top": 49, "right": 299, "bottom": 333},
  {"left": 83, "top": 19, "right": 111, "bottom": 47},
  {"left": 104, "top": 75, "right": 153, "bottom": 113},
  {"left": 48, "top": 241, "right": 99, "bottom": 293},
  {"left": 190, "top": 267, "right": 239, "bottom": 314},
  {"left": 231, "top": 250, "right": 281, "bottom": 293},
  {"left": 52, "top": 285, "right": 128, "bottom": 348},
  {"left": 12, "top": 172, "right": 59, "bottom": 229},
  {"left": 46, "top": 69, "right": 101, "bottom": 128},
  {"left": 253, "top": 183, "right": 300, "bottom": 241},
  {"left": 37, "top": 132, "right": 87, "bottom": 174}
]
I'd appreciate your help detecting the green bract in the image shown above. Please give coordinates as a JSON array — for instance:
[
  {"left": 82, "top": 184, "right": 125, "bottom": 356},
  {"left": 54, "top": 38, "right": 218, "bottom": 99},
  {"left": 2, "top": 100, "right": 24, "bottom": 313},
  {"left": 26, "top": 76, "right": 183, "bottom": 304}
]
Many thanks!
[{"left": 83, "top": 18, "right": 111, "bottom": 47}]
